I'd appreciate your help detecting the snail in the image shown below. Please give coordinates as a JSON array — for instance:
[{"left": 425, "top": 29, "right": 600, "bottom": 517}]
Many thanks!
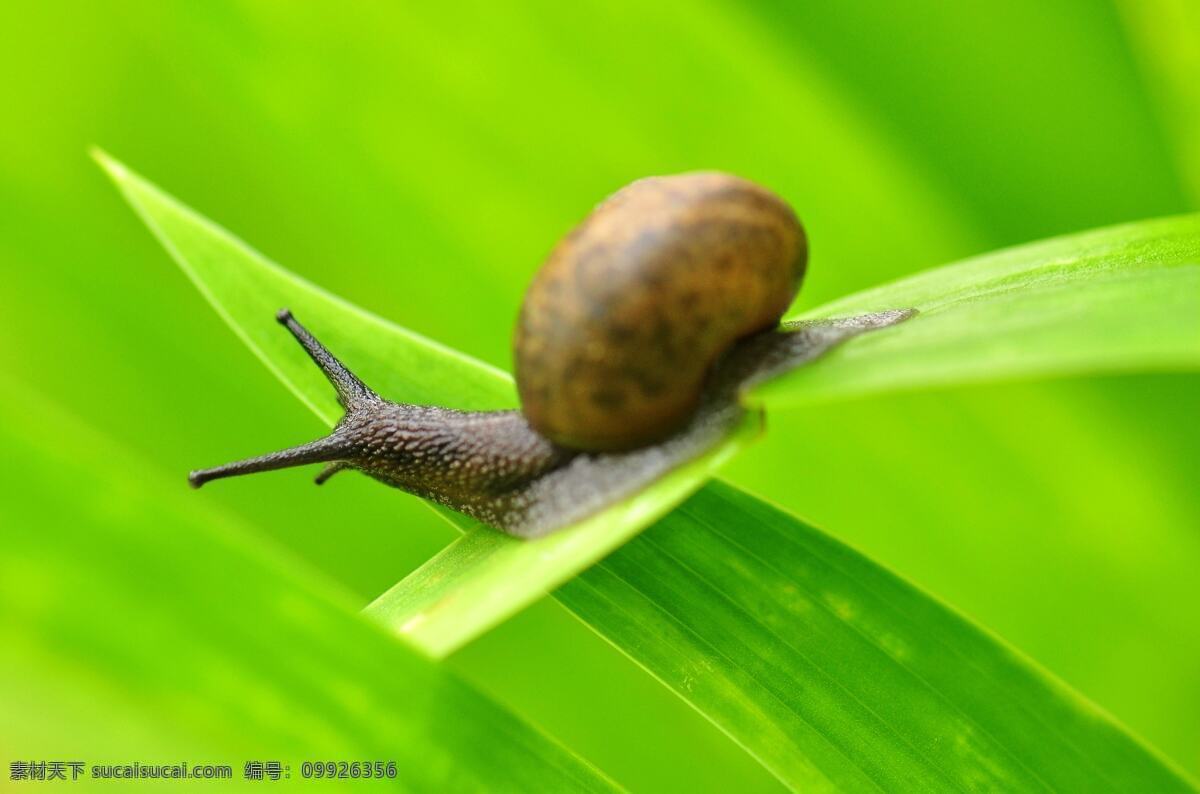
[{"left": 189, "top": 172, "right": 914, "bottom": 537}]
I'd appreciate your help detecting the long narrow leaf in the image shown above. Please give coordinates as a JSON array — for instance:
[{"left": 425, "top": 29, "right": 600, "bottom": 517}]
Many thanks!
[
  {"left": 760, "top": 216, "right": 1200, "bottom": 406},
  {"left": 97, "top": 151, "right": 760, "bottom": 656},
  {"left": 0, "top": 383, "right": 618, "bottom": 793},
  {"left": 557, "top": 482, "right": 1194, "bottom": 792}
]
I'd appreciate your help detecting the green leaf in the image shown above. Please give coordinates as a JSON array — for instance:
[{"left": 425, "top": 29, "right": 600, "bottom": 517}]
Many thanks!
[
  {"left": 96, "top": 150, "right": 760, "bottom": 656},
  {"left": 555, "top": 482, "right": 1195, "bottom": 792},
  {"left": 759, "top": 215, "right": 1200, "bottom": 406},
  {"left": 0, "top": 383, "right": 618, "bottom": 793},
  {"left": 99, "top": 152, "right": 1198, "bottom": 789},
  {"left": 364, "top": 420, "right": 754, "bottom": 654}
]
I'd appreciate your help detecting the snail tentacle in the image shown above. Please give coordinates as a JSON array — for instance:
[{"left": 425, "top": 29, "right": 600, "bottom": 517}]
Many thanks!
[
  {"left": 187, "top": 431, "right": 349, "bottom": 489},
  {"left": 314, "top": 461, "right": 350, "bottom": 485},
  {"left": 276, "top": 307, "right": 379, "bottom": 411}
]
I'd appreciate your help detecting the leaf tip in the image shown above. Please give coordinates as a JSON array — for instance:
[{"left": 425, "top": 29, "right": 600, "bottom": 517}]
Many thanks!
[{"left": 90, "top": 146, "right": 128, "bottom": 182}]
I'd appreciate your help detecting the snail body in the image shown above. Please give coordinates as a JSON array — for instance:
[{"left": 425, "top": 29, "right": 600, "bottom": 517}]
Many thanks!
[{"left": 189, "top": 173, "right": 912, "bottom": 537}]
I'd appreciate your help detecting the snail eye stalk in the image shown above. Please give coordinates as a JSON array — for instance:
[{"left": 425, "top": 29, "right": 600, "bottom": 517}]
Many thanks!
[
  {"left": 187, "top": 309, "right": 377, "bottom": 489},
  {"left": 275, "top": 308, "right": 379, "bottom": 411},
  {"left": 187, "top": 433, "right": 350, "bottom": 489}
]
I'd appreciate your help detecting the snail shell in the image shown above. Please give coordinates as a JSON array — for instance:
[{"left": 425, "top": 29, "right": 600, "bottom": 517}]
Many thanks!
[{"left": 514, "top": 172, "right": 807, "bottom": 451}]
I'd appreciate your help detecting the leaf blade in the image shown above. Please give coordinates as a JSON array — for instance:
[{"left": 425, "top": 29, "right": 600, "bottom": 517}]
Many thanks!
[
  {"left": 761, "top": 215, "right": 1200, "bottom": 405},
  {"left": 365, "top": 412, "right": 753, "bottom": 656},
  {"left": 97, "top": 150, "right": 758, "bottom": 657},
  {"left": 556, "top": 483, "right": 1195, "bottom": 792}
]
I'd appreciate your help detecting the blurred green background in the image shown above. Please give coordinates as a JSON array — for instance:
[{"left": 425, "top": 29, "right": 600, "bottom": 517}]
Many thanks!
[{"left": 1, "top": 1, "right": 1197, "bottom": 791}]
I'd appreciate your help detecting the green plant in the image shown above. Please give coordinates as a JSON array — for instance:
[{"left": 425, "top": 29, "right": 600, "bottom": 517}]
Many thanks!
[
  {"left": 89, "top": 153, "right": 1198, "bottom": 791},
  {"left": 3, "top": 4, "right": 1200, "bottom": 792}
]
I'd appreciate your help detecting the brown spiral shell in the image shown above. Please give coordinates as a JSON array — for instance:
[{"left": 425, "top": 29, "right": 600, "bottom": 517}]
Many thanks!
[{"left": 514, "top": 172, "right": 807, "bottom": 451}]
